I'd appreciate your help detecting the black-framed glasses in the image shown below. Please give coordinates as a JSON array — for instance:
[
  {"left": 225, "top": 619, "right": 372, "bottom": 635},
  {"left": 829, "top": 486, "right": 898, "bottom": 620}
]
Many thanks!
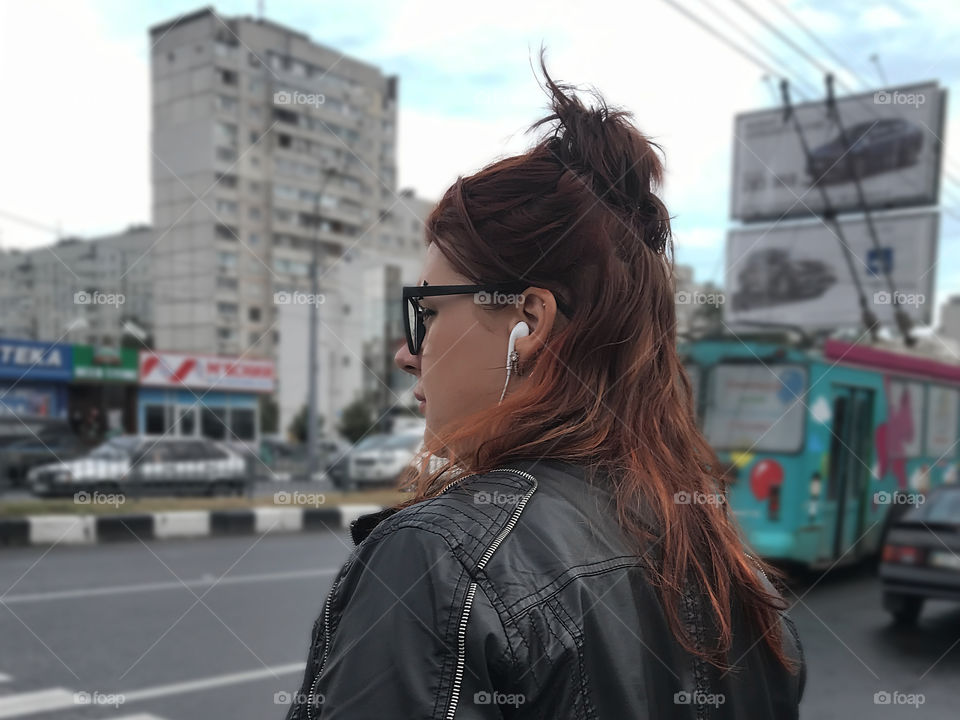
[{"left": 401, "top": 282, "right": 573, "bottom": 355}]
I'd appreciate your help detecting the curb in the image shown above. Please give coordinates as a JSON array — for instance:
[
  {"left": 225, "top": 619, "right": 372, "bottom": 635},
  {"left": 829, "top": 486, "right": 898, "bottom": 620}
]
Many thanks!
[{"left": 0, "top": 504, "right": 386, "bottom": 548}]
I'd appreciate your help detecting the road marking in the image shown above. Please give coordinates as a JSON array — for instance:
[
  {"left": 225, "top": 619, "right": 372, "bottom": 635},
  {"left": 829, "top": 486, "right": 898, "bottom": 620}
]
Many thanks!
[
  {"left": 0, "top": 567, "right": 339, "bottom": 604},
  {"left": 0, "top": 688, "right": 75, "bottom": 718},
  {"left": 121, "top": 662, "right": 305, "bottom": 703},
  {"left": 0, "top": 663, "right": 305, "bottom": 717}
]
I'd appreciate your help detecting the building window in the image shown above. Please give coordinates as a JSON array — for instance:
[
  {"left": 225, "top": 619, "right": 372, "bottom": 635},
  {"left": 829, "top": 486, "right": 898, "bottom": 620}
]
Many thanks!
[
  {"left": 201, "top": 406, "right": 227, "bottom": 439},
  {"left": 230, "top": 408, "right": 256, "bottom": 440},
  {"left": 218, "top": 69, "right": 238, "bottom": 86},
  {"left": 215, "top": 172, "right": 238, "bottom": 189},
  {"left": 216, "top": 95, "right": 237, "bottom": 113},
  {"left": 215, "top": 223, "right": 238, "bottom": 239},
  {"left": 217, "top": 251, "right": 238, "bottom": 269},
  {"left": 216, "top": 146, "right": 237, "bottom": 162},
  {"left": 249, "top": 307, "right": 262, "bottom": 321},
  {"left": 217, "top": 276, "right": 238, "bottom": 290},
  {"left": 144, "top": 405, "right": 167, "bottom": 434},
  {"left": 217, "top": 301, "right": 238, "bottom": 315}
]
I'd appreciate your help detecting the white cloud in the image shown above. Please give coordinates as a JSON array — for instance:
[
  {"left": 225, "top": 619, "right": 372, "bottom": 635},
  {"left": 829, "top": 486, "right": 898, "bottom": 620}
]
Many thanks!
[{"left": 0, "top": 0, "right": 150, "bottom": 250}]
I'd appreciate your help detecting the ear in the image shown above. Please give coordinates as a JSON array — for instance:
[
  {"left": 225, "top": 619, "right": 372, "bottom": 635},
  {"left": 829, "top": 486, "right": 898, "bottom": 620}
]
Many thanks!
[{"left": 512, "top": 287, "right": 557, "bottom": 358}]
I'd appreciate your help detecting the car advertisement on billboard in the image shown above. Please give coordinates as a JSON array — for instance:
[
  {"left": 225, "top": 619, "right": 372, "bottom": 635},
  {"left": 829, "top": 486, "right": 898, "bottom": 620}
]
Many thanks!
[
  {"left": 731, "top": 81, "right": 945, "bottom": 221},
  {"left": 724, "top": 210, "right": 938, "bottom": 329}
]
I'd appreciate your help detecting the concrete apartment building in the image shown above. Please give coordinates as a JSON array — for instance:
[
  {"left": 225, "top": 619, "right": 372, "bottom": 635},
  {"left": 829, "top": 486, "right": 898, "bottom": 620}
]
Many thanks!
[
  {"left": 148, "top": 7, "right": 428, "bottom": 431},
  {"left": 0, "top": 225, "right": 155, "bottom": 347}
]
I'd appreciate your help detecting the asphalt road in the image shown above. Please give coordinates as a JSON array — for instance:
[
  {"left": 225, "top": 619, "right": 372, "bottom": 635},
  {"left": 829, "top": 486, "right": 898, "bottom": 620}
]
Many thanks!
[{"left": 0, "top": 532, "right": 957, "bottom": 719}]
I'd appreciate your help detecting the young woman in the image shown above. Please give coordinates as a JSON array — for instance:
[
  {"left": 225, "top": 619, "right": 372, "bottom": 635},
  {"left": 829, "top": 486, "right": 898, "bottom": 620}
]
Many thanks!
[{"left": 285, "top": 55, "right": 805, "bottom": 719}]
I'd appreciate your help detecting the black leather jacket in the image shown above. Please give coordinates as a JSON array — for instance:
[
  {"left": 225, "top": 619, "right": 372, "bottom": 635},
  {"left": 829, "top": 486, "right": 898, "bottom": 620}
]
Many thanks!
[{"left": 284, "top": 458, "right": 805, "bottom": 719}]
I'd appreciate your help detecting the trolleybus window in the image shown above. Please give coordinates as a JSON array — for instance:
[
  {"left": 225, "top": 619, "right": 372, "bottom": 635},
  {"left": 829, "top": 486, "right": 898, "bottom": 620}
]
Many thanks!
[{"left": 703, "top": 363, "right": 807, "bottom": 453}]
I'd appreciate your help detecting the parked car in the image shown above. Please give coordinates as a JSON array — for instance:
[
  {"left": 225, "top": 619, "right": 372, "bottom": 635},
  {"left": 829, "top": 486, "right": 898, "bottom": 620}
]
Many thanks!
[
  {"left": 27, "top": 436, "right": 250, "bottom": 498},
  {"left": 1, "top": 432, "right": 89, "bottom": 486},
  {"left": 879, "top": 486, "right": 960, "bottom": 624},
  {"left": 345, "top": 432, "right": 424, "bottom": 490},
  {"left": 807, "top": 118, "right": 924, "bottom": 186}
]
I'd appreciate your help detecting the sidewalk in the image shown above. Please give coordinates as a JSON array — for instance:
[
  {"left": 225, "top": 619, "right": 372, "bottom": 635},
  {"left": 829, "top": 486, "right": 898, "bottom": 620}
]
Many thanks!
[{"left": 0, "top": 502, "right": 390, "bottom": 548}]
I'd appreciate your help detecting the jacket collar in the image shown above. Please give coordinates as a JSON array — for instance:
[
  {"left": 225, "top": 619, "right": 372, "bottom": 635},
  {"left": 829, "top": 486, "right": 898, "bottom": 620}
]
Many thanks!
[
  {"left": 348, "top": 459, "right": 592, "bottom": 547},
  {"left": 350, "top": 506, "right": 400, "bottom": 546}
]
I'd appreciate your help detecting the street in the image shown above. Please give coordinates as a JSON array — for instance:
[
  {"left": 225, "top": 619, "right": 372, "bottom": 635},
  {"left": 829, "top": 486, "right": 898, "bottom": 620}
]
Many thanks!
[{"left": 0, "top": 531, "right": 956, "bottom": 719}]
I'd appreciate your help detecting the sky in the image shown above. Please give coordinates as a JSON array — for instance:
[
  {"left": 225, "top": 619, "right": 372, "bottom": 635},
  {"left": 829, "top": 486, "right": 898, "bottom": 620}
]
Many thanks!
[{"left": 1, "top": 0, "right": 958, "bottom": 318}]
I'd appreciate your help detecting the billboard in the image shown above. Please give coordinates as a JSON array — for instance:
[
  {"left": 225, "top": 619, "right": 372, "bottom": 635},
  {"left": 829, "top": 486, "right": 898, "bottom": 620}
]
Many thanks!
[
  {"left": 139, "top": 351, "right": 275, "bottom": 393},
  {"left": 724, "top": 210, "right": 938, "bottom": 329},
  {"left": 731, "top": 82, "right": 945, "bottom": 221}
]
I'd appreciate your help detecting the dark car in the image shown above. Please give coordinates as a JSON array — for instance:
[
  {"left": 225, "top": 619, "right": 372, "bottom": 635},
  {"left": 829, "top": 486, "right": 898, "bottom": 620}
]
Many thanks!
[
  {"left": 807, "top": 118, "right": 924, "bottom": 186},
  {"left": 732, "top": 248, "right": 836, "bottom": 311},
  {"left": 879, "top": 486, "right": 960, "bottom": 624},
  {"left": 1, "top": 432, "right": 89, "bottom": 485}
]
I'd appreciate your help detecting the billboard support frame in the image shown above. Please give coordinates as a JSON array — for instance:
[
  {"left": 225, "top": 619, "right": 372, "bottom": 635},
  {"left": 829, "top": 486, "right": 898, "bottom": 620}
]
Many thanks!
[{"left": 780, "top": 79, "right": 881, "bottom": 342}]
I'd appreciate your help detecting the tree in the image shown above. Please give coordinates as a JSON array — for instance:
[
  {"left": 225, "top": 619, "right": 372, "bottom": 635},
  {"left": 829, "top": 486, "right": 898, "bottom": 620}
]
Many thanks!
[
  {"left": 288, "top": 404, "right": 324, "bottom": 444},
  {"left": 337, "top": 398, "right": 376, "bottom": 444},
  {"left": 259, "top": 395, "right": 279, "bottom": 434}
]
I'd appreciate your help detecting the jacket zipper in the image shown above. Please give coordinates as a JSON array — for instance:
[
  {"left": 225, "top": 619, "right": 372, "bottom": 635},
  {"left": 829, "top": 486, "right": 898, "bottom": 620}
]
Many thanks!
[
  {"left": 307, "top": 467, "right": 536, "bottom": 720},
  {"left": 444, "top": 468, "right": 537, "bottom": 720}
]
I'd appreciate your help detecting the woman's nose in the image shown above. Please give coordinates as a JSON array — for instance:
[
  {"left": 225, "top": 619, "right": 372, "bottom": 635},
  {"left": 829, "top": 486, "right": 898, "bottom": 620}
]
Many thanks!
[{"left": 394, "top": 340, "right": 420, "bottom": 376}]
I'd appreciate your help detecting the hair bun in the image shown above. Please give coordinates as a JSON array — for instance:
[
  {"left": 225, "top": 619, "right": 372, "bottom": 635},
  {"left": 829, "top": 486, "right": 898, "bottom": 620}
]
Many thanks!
[{"left": 528, "top": 49, "right": 670, "bottom": 255}]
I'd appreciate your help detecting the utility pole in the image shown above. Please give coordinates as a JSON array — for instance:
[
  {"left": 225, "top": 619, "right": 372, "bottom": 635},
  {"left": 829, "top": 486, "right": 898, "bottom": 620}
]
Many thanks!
[{"left": 306, "top": 165, "right": 339, "bottom": 482}]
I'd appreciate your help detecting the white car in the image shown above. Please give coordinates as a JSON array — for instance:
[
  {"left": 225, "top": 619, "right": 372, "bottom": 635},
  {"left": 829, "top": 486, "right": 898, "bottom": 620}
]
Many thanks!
[
  {"left": 27, "top": 436, "right": 249, "bottom": 498},
  {"left": 347, "top": 432, "right": 424, "bottom": 489}
]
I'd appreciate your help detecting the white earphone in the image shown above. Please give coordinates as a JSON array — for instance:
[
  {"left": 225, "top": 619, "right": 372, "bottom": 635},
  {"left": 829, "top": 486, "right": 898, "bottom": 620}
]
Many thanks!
[{"left": 498, "top": 321, "right": 530, "bottom": 405}]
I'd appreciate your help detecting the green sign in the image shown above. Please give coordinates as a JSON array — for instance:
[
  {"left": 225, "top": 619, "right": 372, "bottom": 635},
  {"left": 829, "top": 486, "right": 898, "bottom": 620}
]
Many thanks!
[{"left": 72, "top": 345, "right": 138, "bottom": 382}]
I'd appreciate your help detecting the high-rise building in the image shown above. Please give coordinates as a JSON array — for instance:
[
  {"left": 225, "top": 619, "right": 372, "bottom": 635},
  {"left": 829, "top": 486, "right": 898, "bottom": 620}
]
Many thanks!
[
  {"left": 148, "top": 8, "right": 429, "bottom": 429},
  {"left": 0, "top": 225, "right": 155, "bottom": 347}
]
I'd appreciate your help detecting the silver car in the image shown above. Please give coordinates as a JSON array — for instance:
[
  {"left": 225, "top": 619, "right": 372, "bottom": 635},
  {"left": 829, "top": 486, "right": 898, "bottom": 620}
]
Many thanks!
[
  {"left": 27, "top": 436, "right": 249, "bottom": 498},
  {"left": 346, "top": 433, "right": 424, "bottom": 489}
]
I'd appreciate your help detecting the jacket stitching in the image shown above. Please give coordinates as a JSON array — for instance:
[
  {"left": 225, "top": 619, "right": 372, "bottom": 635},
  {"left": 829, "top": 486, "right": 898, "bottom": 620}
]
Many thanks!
[
  {"left": 521, "top": 610, "right": 556, "bottom": 720},
  {"left": 681, "top": 585, "right": 710, "bottom": 720},
  {"left": 542, "top": 597, "right": 588, "bottom": 720},
  {"left": 475, "top": 575, "right": 532, "bottom": 686},
  {"left": 505, "top": 560, "right": 642, "bottom": 621},
  {"left": 547, "top": 596, "right": 599, "bottom": 720}
]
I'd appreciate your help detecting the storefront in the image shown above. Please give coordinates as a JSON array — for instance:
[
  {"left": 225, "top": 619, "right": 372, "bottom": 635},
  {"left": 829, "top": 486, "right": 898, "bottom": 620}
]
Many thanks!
[
  {"left": 137, "top": 351, "right": 275, "bottom": 444},
  {"left": 69, "top": 345, "right": 139, "bottom": 436},
  {"left": 0, "top": 338, "right": 73, "bottom": 420}
]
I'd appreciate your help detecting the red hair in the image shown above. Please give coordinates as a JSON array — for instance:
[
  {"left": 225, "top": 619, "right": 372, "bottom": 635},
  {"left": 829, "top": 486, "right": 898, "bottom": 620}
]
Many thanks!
[{"left": 396, "top": 50, "right": 796, "bottom": 673}]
